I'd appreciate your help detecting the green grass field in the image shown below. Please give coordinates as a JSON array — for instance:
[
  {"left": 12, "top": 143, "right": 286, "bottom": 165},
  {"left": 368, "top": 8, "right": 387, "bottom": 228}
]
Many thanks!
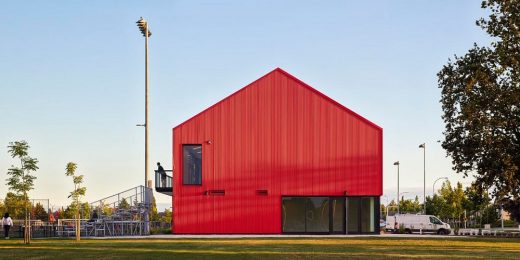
[{"left": 1, "top": 237, "right": 519, "bottom": 259}]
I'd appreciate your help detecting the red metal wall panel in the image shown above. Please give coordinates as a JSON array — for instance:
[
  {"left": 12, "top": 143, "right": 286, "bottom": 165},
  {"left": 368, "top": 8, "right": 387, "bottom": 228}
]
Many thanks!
[{"left": 172, "top": 68, "right": 383, "bottom": 234}]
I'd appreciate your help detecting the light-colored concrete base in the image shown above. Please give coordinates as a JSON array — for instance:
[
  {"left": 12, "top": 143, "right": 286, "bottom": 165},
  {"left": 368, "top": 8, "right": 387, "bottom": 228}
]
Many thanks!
[{"left": 88, "top": 233, "right": 462, "bottom": 239}]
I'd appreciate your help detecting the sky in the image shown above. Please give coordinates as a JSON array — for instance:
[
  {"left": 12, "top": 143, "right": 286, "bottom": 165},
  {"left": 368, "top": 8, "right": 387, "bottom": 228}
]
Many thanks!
[{"left": 0, "top": 0, "right": 491, "bottom": 211}]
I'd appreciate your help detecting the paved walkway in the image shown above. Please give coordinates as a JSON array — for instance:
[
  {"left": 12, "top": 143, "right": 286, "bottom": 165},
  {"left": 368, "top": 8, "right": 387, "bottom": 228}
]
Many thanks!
[{"left": 90, "top": 233, "right": 460, "bottom": 239}]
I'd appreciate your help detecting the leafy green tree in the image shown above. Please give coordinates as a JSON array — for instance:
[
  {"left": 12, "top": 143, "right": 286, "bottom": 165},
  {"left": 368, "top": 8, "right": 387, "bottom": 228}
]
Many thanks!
[
  {"left": 62, "top": 206, "right": 75, "bottom": 219},
  {"left": 380, "top": 203, "right": 387, "bottom": 218},
  {"left": 81, "top": 202, "right": 90, "bottom": 219},
  {"left": 425, "top": 194, "right": 445, "bottom": 218},
  {"left": 6, "top": 140, "right": 39, "bottom": 244},
  {"left": 386, "top": 199, "right": 398, "bottom": 216},
  {"left": 0, "top": 200, "right": 5, "bottom": 217},
  {"left": 3, "top": 192, "right": 27, "bottom": 219},
  {"left": 398, "top": 196, "right": 422, "bottom": 214},
  {"left": 438, "top": 0, "right": 520, "bottom": 222},
  {"left": 33, "top": 203, "right": 48, "bottom": 222},
  {"left": 464, "top": 182, "right": 491, "bottom": 213},
  {"left": 438, "top": 181, "right": 466, "bottom": 220},
  {"left": 101, "top": 201, "right": 113, "bottom": 217},
  {"left": 118, "top": 198, "right": 130, "bottom": 210},
  {"left": 161, "top": 208, "right": 172, "bottom": 223},
  {"left": 65, "top": 162, "right": 86, "bottom": 241},
  {"left": 150, "top": 196, "right": 159, "bottom": 221}
]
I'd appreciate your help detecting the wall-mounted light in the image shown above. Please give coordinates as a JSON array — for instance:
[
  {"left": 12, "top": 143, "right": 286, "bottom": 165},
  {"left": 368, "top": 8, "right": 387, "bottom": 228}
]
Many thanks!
[{"left": 207, "top": 140, "right": 212, "bottom": 145}]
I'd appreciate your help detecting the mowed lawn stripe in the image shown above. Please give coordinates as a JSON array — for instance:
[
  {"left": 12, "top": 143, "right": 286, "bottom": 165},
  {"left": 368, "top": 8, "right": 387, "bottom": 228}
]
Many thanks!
[{"left": 0, "top": 237, "right": 519, "bottom": 259}]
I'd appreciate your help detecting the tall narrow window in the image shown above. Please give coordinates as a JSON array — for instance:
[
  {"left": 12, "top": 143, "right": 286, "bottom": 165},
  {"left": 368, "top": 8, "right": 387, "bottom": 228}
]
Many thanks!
[{"left": 183, "top": 144, "right": 202, "bottom": 185}]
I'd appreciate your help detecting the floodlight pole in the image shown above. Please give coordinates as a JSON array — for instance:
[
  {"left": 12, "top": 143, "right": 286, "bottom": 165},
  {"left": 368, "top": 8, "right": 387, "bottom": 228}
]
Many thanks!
[
  {"left": 137, "top": 17, "right": 152, "bottom": 235},
  {"left": 145, "top": 23, "right": 150, "bottom": 191}
]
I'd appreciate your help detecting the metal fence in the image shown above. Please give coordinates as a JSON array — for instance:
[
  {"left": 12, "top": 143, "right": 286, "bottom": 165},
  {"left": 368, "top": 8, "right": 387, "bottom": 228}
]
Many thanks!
[{"left": 2, "top": 221, "right": 171, "bottom": 238}]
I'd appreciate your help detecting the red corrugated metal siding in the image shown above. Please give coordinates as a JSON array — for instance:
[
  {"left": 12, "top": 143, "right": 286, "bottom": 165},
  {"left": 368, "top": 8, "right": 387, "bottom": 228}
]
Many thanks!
[{"left": 173, "top": 68, "right": 383, "bottom": 234}]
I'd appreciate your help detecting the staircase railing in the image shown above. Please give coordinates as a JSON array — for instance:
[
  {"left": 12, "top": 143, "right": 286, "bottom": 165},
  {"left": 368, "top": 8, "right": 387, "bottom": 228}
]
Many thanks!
[{"left": 155, "top": 170, "right": 173, "bottom": 193}]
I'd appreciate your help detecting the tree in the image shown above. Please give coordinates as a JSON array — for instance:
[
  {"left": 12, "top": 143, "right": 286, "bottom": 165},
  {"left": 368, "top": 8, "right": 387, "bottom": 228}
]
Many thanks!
[
  {"left": 65, "top": 162, "right": 86, "bottom": 242},
  {"left": 81, "top": 202, "right": 91, "bottom": 219},
  {"left": 33, "top": 203, "right": 48, "bottom": 222},
  {"left": 3, "top": 192, "right": 27, "bottom": 219},
  {"left": 380, "top": 203, "right": 387, "bottom": 218},
  {"left": 118, "top": 198, "right": 130, "bottom": 210},
  {"left": 425, "top": 195, "right": 445, "bottom": 218},
  {"left": 0, "top": 200, "right": 5, "bottom": 218},
  {"left": 438, "top": 0, "right": 520, "bottom": 222},
  {"left": 438, "top": 181, "right": 466, "bottom": 221},
  {"left": 464, "top": 182, "right": 491, "bottom": 213},
  {"left": 6, "top": 140, "right": 39, "bottom": 244},
  {"left": 62, "top": 206, "right": 75, "bottom": 219},
  {"left": 398, "top": 196, "right": 422, "bottom": 214},
  {"left": 150, "top": 196, "right": 159, "bottom": 221},
  {"left": 100, "top": 201, "right": 113, "bottom": 217},
  {"left": 161, "top": 208, "right": 172, "bottom": 223},
  {"left": 386, "top": 199, "right": 398, "bottom": 216}
]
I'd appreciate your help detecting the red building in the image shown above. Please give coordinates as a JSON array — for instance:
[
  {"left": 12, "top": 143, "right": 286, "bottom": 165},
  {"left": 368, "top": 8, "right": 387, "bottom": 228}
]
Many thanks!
[{"left": 163, "top": 68, "right": 382, "bottom": 234}]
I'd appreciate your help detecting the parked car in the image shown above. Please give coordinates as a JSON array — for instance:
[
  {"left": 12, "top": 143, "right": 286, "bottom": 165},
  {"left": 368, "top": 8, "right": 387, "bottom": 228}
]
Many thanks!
[{"left": 386, "top": 214, "right": 451, "bottom": 235}]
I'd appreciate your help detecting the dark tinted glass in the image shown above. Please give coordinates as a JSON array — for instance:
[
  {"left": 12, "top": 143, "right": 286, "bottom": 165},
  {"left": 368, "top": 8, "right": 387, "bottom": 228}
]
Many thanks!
[
  {"left": 347, "top": 197, "right": 360, "bottom": 233},
  {"left": 183, "top": 145, "right": 202, "bottom": 185},
  {"left": 331, "top": 198, "right": 345, "bottom": 233},
  {"left": 360, "top": 197, "right": 375, "bottom": 233},
  {"left": 305, "top": 197, "right": 329, "bottom": 233},
  {"left": 282, "top": 197, "right": 306, "bottom": 232}
]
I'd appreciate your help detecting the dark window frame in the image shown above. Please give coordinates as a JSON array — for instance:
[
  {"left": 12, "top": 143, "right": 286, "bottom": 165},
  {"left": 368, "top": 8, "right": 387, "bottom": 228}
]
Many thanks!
[{"left": 182, "top": 144, "right": 202, "bottom": 185}]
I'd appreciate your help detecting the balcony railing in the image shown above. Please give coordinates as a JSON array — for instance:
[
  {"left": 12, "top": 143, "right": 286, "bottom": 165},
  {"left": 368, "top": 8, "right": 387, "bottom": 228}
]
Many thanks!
[{"left": 155, "top": 170, "right": 173, "bottom": 196}]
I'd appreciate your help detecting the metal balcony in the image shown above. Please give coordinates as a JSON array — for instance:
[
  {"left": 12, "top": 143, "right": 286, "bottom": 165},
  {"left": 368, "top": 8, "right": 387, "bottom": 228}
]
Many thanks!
[{"left": 155, "top": 170, "right": 173, "bottom": 196}]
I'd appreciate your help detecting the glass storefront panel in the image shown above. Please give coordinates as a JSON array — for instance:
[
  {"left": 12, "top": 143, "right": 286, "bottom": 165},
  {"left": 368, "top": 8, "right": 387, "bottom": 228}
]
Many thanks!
[
  {"left": 347, "top": 197, "right": 360, "bottom": 233},
  {"left": 305, "top": 197, "right": 329, "bottom": 233},
  {"left": 361, "top": 197, "right": 375, "bottom": 233},
  {"left": 282, "top": 197, "right": 306, "bottom": 232},
  {"left": 282, "top": 196, "right": 377, "bottom": 234},
  {"left": 331, "top": 198, "right": 345, "bottom": 233}
]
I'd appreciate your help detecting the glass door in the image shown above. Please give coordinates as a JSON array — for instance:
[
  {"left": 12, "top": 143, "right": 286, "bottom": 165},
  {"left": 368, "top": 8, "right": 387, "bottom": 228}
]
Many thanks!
[
  {"left": 346, "top": 197, "right": 378, "bottom": 234},
  {"left": 331, "top": 197, "right": 346, "bottom": 234}
]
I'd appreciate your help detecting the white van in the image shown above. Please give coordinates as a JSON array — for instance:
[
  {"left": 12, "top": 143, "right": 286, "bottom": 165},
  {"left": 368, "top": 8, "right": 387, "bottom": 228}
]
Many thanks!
[{"left": 385, "top": 214, "right": 451, "bottom": 235}]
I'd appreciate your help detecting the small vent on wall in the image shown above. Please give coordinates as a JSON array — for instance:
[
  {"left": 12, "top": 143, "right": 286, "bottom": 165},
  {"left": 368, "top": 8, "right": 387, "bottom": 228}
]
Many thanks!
[
  {"left": 205, "top": 190, "right": 225, "bottom": 196},
  {"left": 256, "top": 189, "right": 268, "bottom": 196}
]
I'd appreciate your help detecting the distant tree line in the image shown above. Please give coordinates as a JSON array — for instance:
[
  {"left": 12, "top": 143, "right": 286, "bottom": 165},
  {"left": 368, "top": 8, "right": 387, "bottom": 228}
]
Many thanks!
[{"left": 382, "top": 180, "right": 511, "bottom": 227}]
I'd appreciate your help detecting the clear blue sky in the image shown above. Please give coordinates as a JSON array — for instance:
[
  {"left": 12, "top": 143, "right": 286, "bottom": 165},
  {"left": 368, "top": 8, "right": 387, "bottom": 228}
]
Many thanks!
[{"left": 0, "top": 0, "right": 490, "bottom": 210}]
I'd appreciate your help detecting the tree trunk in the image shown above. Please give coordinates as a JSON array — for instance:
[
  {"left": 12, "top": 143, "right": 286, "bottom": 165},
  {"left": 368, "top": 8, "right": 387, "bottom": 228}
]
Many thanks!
[
  {"left": 76, "top": 211, "right": 80, "bottom": 242},
  {"left": 24, "top": 192, "right": 31, "bottom": 244}
]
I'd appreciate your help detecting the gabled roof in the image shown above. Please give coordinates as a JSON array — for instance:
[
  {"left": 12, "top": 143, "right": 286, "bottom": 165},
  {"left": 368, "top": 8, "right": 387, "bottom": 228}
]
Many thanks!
[{"left": 173, "top": 68, "right": 382, "bottom": 131}]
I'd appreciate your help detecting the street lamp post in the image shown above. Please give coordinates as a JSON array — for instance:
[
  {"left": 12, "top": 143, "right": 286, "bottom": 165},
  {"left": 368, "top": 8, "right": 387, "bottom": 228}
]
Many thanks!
[
  {"left": 393, "top": 161, "right": 400, "bottom": 214},
  {"left": 136, "top": 16, "right": 152, "bottom": 234},
  {"left": 433, "top": 177, "right": 448, "bottom": 195},
  {"left": 419, "top": 143, "right": 426, "bottom": 214}
]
